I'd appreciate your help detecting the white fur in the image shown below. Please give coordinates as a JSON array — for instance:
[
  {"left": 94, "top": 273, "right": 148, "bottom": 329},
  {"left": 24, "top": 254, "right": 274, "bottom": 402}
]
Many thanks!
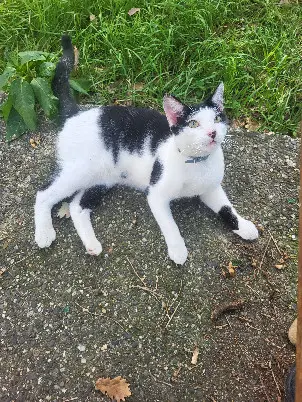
[{"left": 34, "top": 103, "right": 258, "bottom": 264}]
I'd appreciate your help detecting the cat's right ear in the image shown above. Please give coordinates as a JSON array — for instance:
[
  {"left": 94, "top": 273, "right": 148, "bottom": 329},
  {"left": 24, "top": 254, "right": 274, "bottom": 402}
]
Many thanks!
[{"left": 163, "top": 95, "right": 187, "bottom": 127}]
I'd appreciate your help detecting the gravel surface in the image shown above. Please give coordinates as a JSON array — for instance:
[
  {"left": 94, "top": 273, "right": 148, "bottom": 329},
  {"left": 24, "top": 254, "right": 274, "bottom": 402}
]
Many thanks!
[{"left": 0, "top": 117, "right": 299, "bottom": 402}]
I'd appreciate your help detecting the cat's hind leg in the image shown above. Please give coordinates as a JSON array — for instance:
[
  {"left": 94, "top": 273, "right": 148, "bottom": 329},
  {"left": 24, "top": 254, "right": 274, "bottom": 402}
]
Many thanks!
[
  {"left": 35, "top": 170, "right": 87, "bottom": 248},
  {"left": 200, "top": 185, "right": 258, "bottom": 240},
  {"left": 69, "top": 185, "right": 107, "bottom": 256}
]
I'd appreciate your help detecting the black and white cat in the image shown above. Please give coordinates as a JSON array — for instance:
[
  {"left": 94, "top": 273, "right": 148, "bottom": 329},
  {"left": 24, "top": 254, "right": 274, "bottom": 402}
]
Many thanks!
[{"left": 34, "top": 35, "right": 258, "bottom": 265}]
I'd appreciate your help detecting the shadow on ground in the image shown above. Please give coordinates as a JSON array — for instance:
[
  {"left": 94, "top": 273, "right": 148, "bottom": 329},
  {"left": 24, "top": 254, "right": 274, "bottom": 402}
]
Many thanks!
[{"left": 0, "top": 118, "right": 299, "bottom": 402}]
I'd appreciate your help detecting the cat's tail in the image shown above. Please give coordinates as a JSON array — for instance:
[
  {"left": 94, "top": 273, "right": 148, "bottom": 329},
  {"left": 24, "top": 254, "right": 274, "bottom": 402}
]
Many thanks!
[{"left": 52, "top": 35, "right": 79, "bottom": 123}]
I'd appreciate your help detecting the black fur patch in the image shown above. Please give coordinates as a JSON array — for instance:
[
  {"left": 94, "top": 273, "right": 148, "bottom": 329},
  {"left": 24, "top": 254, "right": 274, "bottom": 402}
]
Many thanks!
[
  {"left": 79, "top": 185, "right": 110, "bottom": 210},
  {"left": 219, "top": 206, "right": 239, "bottom": 230},
  {"left": 39, "top": 165, "right": 61, "bottom": 191},
  {"left": 150, "top": 159, "right": 163, "bottom": 186},
  {"left": 99, "top": 106, "right": 171, "bottom": 163},
  {"left": 170, "top": 100, "right": 227, "bottom": 135}
]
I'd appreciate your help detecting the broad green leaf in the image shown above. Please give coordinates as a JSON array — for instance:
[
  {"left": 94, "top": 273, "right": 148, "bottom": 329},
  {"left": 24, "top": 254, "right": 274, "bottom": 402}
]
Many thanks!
[
  {"left": 18, "top": 51, "right": 49, "bottom": 65},
  {"left": 39, "top": 61, "right": 56, "bottom": 77},
  {"left": 5, "top": 107, "right": 28, "bottom": 141},
  {"left": 10, "top": 78, "right": 37, "bottom": 130},
  {"left": 0, "top": 66, "right": 16, "bottom": 90},
  {"left": 31, "top": 77, "right": 58, "bottom": 117},
  {"left": 0, "top": 95, "right": 13, "bottom": 120},
  {"left": 69, "top": 79, "right": 89, "bottom": 95}
]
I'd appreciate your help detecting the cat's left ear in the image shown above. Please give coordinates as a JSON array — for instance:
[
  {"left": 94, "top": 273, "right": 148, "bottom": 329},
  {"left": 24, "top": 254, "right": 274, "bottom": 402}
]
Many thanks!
[
  {"left": 211, "top": 82, "right": 224, "bottom": 111},
  {"left": 163, "top": 95, "right": 189, "bottom": 127}
]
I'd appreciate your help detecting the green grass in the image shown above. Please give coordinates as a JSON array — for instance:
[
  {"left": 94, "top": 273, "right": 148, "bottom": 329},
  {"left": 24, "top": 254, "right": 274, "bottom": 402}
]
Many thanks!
[{"left": 0, "top": 0, "right": 301, "bottom": 135}]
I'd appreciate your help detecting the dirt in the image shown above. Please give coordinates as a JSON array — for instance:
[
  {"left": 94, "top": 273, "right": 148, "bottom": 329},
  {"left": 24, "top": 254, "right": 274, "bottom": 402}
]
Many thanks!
[{"left": 0, "top": 116, "right": 299, "bottom": 402}]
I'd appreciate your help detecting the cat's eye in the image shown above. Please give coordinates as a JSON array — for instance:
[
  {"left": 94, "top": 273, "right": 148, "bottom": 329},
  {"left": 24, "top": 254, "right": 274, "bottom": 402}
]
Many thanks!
[
  {"left": 214, "top": 115, "right": 222, "bottom": 123},
  {"left": 188, "top": 120, "right": 199, "bottom": 128}
]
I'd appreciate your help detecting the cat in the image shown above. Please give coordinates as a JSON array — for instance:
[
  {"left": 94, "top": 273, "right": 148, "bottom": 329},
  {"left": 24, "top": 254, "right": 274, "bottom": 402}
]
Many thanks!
[{"left": 34, "top": 35, "right": 258, "bottom": 265}]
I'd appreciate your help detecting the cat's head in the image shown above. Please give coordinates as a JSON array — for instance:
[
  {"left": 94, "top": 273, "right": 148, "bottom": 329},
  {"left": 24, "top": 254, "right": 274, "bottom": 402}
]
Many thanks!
[{"left": 163, "top": 83, "right": 228, "bottom": 158}]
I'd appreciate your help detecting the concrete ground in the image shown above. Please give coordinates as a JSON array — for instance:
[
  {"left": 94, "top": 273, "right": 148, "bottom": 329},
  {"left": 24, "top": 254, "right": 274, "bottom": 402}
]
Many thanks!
[{"left": 0, "top": 116, "right": 299, "bottom": 402}]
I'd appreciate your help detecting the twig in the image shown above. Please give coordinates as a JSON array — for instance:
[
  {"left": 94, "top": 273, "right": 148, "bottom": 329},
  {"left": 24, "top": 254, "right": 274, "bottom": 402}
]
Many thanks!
[
  {"left": 131, "top": 284, "right": 162, "bottom": 303},
  {"left": 268, "top": 230, "right": 283, "bottom": 256},
  {"left": 165, "top": 301, "right": 181, "bottom": 329},
  {"left": 259, "top": 374, "right": 271, "bottom": 402},
  {"left": 149, "top": 370, "right": 173, "bottom": 387},
  {"left": 271, "top": 366, "right": 281, "bottom": 396},
  {"left": 167, "top": 279, "right": 183, "bottom": 315},
  {"left": 211, "top": 299, "right": 244, "bottom": 321},
  {"left": 126, "top": 256, "right": 147, "bottom": 287},
  {"left": 258, "top": 237, "right": 272, "bottom": 271},
  {"left": 73, "top": 301, "right": 127, "bottom": 332},
  {"left": 14, "top": 251, "right": 35, "bottom": 265}
]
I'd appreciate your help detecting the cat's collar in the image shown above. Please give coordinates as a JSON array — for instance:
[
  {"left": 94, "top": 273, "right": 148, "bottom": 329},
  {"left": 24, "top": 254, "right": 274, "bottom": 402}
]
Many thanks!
[{"left": 185, "top": 155, "right": 209, "bottom": 164}]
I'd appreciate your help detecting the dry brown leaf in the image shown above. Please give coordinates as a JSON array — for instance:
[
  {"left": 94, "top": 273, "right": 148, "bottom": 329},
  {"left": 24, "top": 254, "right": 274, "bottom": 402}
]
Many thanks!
[
  {"left": 95, "top": 376, "right": 131, "bottom": 402},
  {"left": 74, "top": 46, "right": 79, "bottom": 70},
  {"left": 0, "top": 268, "right": 7, "bottom": 276},
  {"left": 57, "top": 202, "right": 70, "bottom": 219},
  {"left": 191, "top": 347, "right": 199, "bottom": 365},
  {"left": 128, "top": 7, "right": 140, "bottom": 16},
  {"left": 244, "top": 117, "right": 260, "bottom": 131},
  {"left": 133, "top": 82, "right": 144, "bottom": 91},
  {"left": 29, "top": 135, "right": 40, "bottom": 148},
  {"left": 227, "top": 261, "right": 237, "bottom": 277}
]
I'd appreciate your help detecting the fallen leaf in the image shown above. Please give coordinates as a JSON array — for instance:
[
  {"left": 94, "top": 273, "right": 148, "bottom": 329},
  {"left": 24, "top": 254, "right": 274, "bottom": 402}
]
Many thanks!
[
  {"left": 128, "top": 7, "right": 140, "bottom": 16},
  {"left": 244, "top": 117, "right": 260, "bottom": 131},
  {"left": 227, "top": 261, "right": 237, "bottom": 277},
  {"left": 191, "top": 347, "right": 199, "bottom": 365},
  {"left": 29, "top": 135, "right": 40, "bottom": 148},
  {"left": 251, "top": 258, "right": 257, "bottom": 268},
  {"left": 274, "top": 264, "right": 284, "bottom": 270},
  {"left": 57, "top": 202, "right": 70, "bottom": 219},
  {"left": 171, "top": 364, "right": 182, "bottom": 382},
  {"left": 74, "top": 46, "right": 79, "bottom": 70},
  {"left": 95, "top": 376, "right": 131, "bottom": 402},
  {"left": 0, "top": 268, "right": 7, "bottom": 276},
  {"left": 133, "top": 82, "right": 144, "bottom": 91}
]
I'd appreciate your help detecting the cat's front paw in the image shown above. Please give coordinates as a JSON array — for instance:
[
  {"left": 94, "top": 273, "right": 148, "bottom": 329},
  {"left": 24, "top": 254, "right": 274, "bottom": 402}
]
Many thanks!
[
  {"left": 35, "top": 226, "right": 56, "bottom": 248},
  {"left": 85, "top": 240, "right": 103, "bottom": 256},
  {"left": 233, "top": 218, "right": 258, "bottom": 241},
  {"left": 168, "top": 240, "right": 188, "bottom": 265}
]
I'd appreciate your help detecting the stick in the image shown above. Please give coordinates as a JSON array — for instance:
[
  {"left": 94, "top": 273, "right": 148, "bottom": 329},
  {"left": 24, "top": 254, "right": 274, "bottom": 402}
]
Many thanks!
[
  {"left": 149, "top": 370, "right": 173, "bottom": 387},
  {"left": 268, "top": 230, "right": 283, "bottom": 256},
  {"left": 165, "top": 301, "right": 181, "bottom": 329},
  {"left": 259, "top": 374, "right": 271, "bottom": 402},
  {"left": 211, "top": 299, "right": 244, "bottom": 322}
]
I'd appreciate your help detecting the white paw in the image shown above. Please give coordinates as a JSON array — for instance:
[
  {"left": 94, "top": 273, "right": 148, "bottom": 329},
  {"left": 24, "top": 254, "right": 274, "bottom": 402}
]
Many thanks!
[
  {"left": 85, "top": 240, "right": 103, "bottom": 256},
  {"left": 35, "top": 226, "right": 56, "bottom": 248},
  {"left": 168, "top": 240, "right": 188, "bottom": 265},
  {"left": 233, "top": 219, "right": 258, "bottom": 241}
]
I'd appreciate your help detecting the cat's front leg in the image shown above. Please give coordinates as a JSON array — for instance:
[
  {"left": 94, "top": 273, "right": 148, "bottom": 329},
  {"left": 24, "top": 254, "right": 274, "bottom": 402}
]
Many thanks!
[
  {"left": 147, "top": 190, "right": 188, "bottom": 265},
  {"left": 200, "top": 185, "right": 258, "bottom": 240}
]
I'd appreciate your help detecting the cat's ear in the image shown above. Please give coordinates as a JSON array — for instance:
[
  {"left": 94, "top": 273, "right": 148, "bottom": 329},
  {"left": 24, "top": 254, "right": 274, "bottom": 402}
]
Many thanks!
[
  {"left": 211, "top": 82, "right": 224, "bottom": 111},
  {"left": 163, "top": 95, "right": 188, "bottom": 127}
]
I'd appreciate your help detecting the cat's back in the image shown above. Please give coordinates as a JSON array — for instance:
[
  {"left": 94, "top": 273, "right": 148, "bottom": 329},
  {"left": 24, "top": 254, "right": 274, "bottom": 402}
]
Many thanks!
[{"left": 99, "top": 105, "right": 171, "bottom": 160}]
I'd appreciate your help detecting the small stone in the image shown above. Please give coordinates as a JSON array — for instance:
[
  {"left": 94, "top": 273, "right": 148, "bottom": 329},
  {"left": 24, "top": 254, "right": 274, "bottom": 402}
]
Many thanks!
[
  {"left": 81, "top": 358, "right": 86, "bottom": 364},
  {"left": 288, "top": 318, "right": 297, "bottom": 345},
  {"left": 77, "top": 344, "right": 85, "bottom": 352}
]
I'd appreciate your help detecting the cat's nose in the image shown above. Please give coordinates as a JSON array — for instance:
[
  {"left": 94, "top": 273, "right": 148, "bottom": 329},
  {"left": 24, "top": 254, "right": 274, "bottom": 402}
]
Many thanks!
[{"left": 208, "top": 130, "right": 216, "bottom": 139}]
